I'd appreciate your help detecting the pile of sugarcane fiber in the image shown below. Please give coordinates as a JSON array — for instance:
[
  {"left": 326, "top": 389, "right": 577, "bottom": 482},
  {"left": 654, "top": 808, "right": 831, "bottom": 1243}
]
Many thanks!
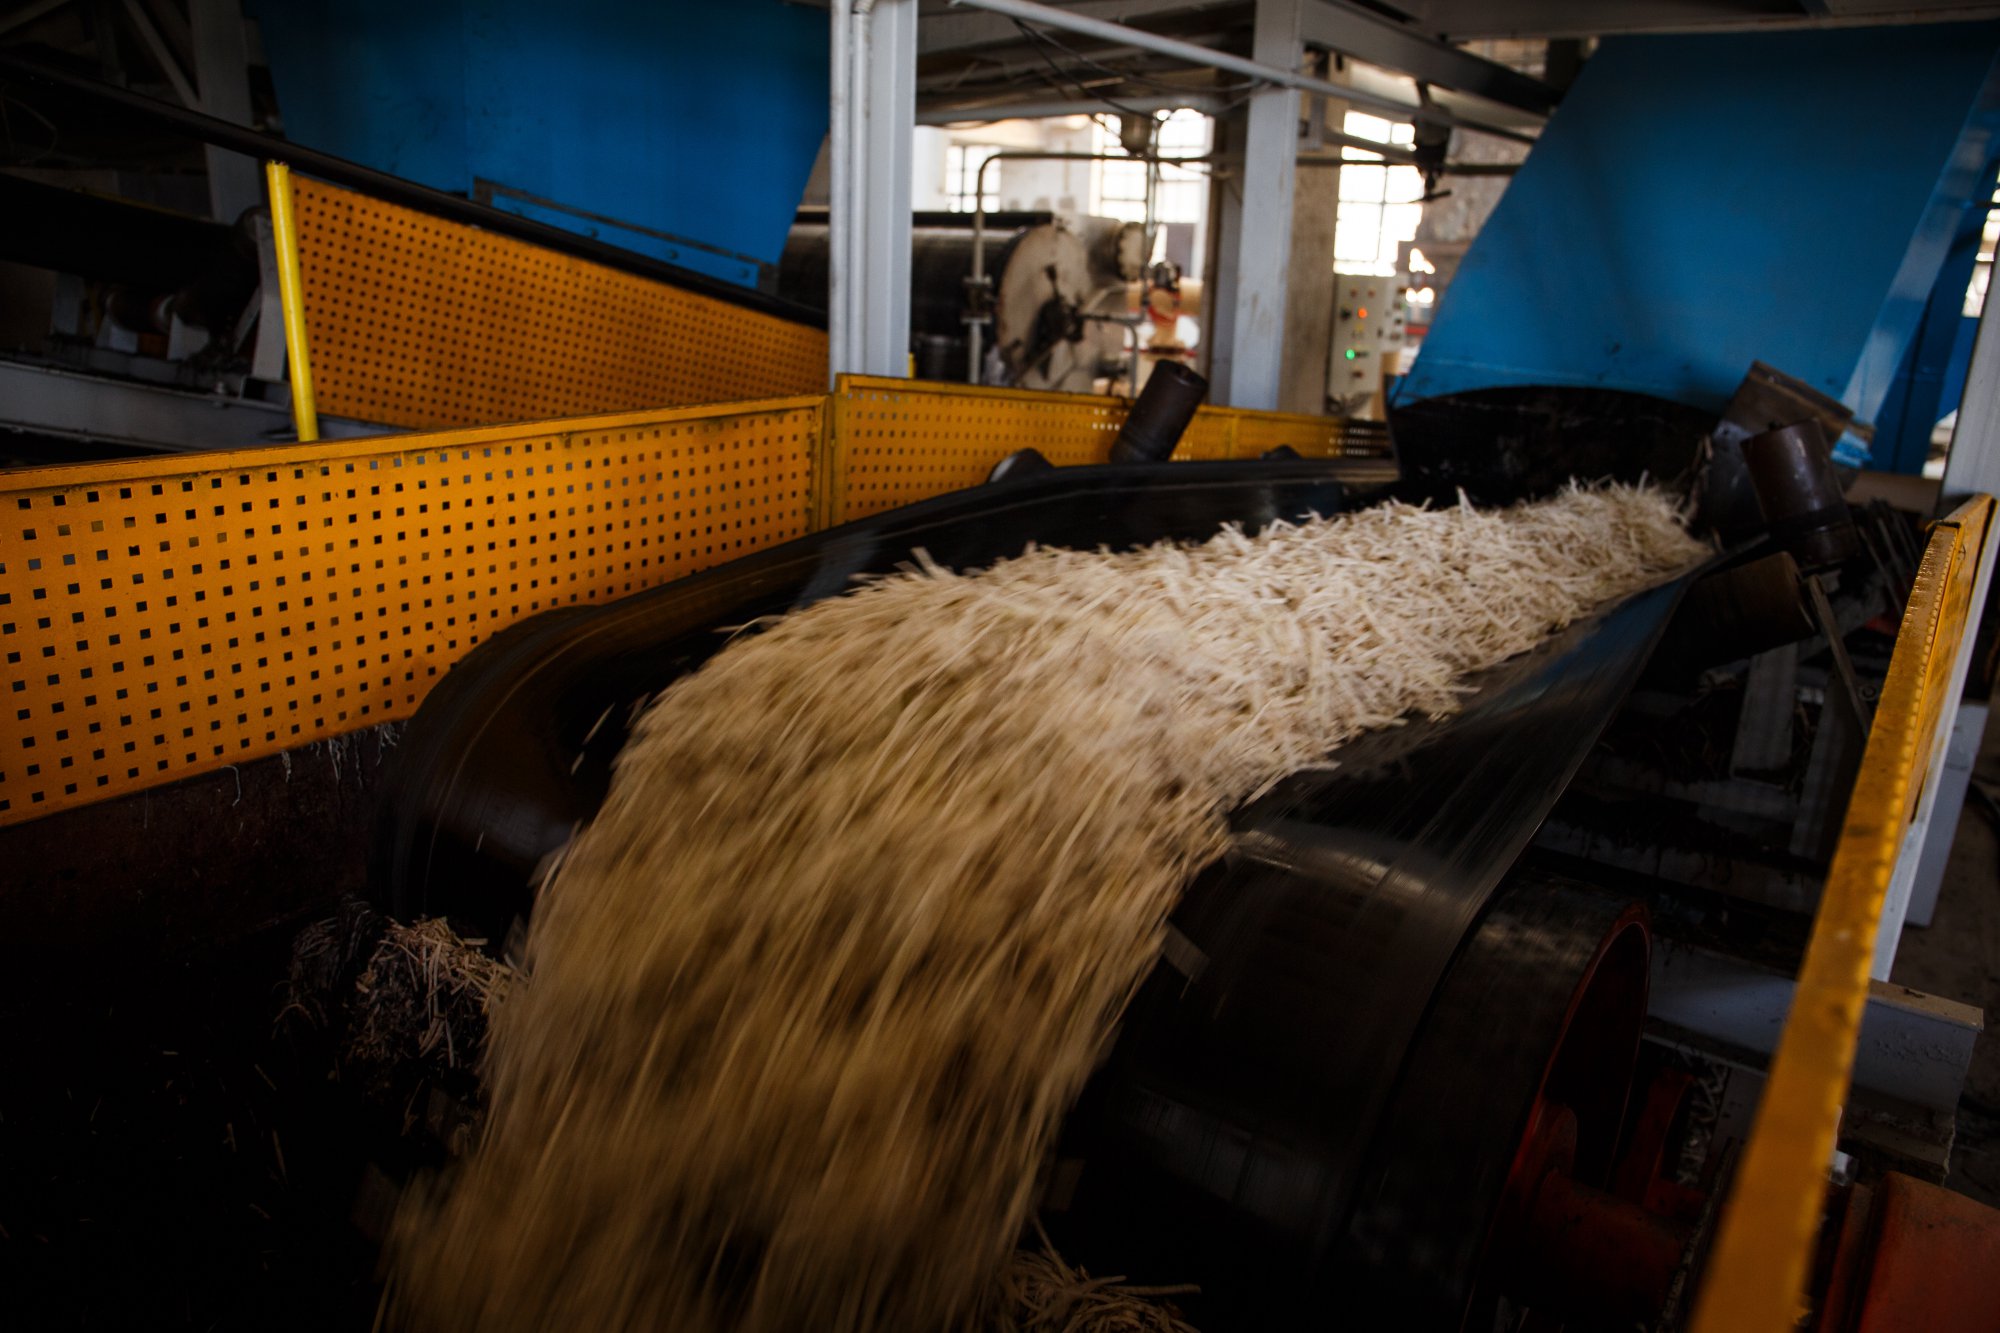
[{"left": 387, "top": 486, "right": 1707, "bottom": 1333}]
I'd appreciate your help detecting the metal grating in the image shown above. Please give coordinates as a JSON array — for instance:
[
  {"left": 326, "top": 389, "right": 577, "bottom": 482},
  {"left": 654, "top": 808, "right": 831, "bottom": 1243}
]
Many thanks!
[
  {"left": 1176, "top": 411, "right": 1236, "bottom": 461},
  {"left": 1224, "top": 406, "right": 1352, "bottom": 459},
  {"left": 825, "top": 377, "right": 1354, "bottom": 523},
  {"left": 290, "top": 176, "right": 828, "bottom": 430},
  {"left": 828, "top": 378, "right": 1126, "bottom": 522},
  {"left": 0, "top": 398, "right": 821, "bottom": 825}
]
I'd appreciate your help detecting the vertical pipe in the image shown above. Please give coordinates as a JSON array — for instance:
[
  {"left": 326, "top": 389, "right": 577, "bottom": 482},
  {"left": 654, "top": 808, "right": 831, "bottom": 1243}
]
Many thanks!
[
  {"left": 828, "top": 0, "right": 851, "bottom": 385},
  {"left": 853, "top": 0, "right": 915, "bottom": 378},
  {"left": 970, "top": 150, "right": 995, "bottom": 382},
  {"left": 263, "top": 160, "right": 319, "bottom": 443}
]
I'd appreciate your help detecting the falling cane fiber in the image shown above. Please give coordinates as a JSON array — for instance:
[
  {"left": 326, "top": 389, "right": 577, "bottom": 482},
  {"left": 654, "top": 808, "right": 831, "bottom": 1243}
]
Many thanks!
[{"left": 387, "top": 486, "right": 1707, "bottom": 1333}]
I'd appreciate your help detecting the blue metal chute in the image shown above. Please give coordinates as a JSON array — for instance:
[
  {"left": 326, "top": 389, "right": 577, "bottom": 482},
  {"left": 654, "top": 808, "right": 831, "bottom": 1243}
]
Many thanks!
[
  {"left": 248, "top": 0, "right": 828, "bottom": 290},
  {"left": 1403, "top": 22, "right": 2000, "bottom": 468}
]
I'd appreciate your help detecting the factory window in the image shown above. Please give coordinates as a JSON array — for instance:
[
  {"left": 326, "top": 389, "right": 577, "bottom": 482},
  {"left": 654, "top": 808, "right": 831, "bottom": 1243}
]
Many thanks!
[
  {"left": 1090, "top": 111, "right": 1211, "bottom": 226},
  {"left": 946, "top": 144, "right": 1002, "bottom": 213},
  {"left": 1335, "top": 112, "right": 1424, "bottom": 277}
]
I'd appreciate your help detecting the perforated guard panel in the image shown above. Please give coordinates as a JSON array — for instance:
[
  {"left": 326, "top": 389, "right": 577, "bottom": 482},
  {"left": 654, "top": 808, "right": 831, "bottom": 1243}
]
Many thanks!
[
  {"left": 290, "top": 176, "right": 828, "bottom": 429},
  {"left": 0, "top": 398, "right": 821, "bottom": 824},
  {"left": 0, "top": 374, "right": 1371, "bottom": 825},
  {"left": 824, "top": 377, "right": 1356, "bottom": 523}
]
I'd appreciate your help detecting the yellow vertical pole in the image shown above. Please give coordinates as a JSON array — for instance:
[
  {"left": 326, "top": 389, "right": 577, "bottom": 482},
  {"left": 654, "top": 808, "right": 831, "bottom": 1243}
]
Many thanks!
[{"left": 263, "top": 160, "right": 319, "bottom": 443}]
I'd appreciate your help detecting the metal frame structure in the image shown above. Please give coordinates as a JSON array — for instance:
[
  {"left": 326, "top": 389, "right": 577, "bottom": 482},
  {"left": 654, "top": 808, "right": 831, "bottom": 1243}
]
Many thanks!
[
  {"left": 0, "top": 51, "right": 823, "bottom": 329},
  {"left": 0, "top": 372, "right": 1372, "bottom": 825},
  {"left": 0, "top": 360, "right": 378, "bottom": 455},
  {"left": 189, "top": 0, "right": 260, "bottom": 224},
  {"left": 830, "top": 0, "right": 920, "bottom": 381},
  {"left": 1691, "top": 491, "right": 1998, "bottom": 1332},
  {"left": 822, "top": 0, "right": 1556, "bottom": 408},
  {"left": 1209, "top": 0, "right": 1302, "bottom": 408}
]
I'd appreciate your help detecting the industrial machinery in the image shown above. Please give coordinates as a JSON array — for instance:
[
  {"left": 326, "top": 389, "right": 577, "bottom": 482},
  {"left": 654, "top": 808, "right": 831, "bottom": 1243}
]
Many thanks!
[
  {"left": 781, "top": 210, "right": 1152, "bottom": 391},
  {"left": 5, "top": 9, "right": 2000, "bottom": 1332},
  {"left": 348, "top": 387, "right": 1994, "bottom": 1329},
  {"left": 371, "top": 452, "right": 1682, "bottom": 1329},
  {"left": 1329, "top": 273, "right": 1409, "bottom": 416},
  {"left": 0, "top": 328, "right": 1989, "bottom": 1328}
]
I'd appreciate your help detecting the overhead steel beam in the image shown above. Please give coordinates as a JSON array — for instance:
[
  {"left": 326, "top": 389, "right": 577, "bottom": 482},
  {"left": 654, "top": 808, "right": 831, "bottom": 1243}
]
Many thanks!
[
  {"left": 945, "top": 0, "right": 1535, "bottom": 139},
  {"left": 920, "top": 0, "right": 1236, "bottom": 54},
  {"left": 917, "top": 89, "right": 1228, "bottom": 122},
  {"left": 118, "top": 0, "right": 196, "bottom": 106},
  {"left": 1300, "top": 0, "right": 1558, "bottom": 114},
  {"left": 1394, "top": 0, "right": 2000, "bottom": 40}
]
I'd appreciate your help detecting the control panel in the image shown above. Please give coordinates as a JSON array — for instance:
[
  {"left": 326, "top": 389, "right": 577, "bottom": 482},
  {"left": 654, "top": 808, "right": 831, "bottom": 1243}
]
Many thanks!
[{"left": 1329, "top": 275, "right": 1409, "bottom": 408}]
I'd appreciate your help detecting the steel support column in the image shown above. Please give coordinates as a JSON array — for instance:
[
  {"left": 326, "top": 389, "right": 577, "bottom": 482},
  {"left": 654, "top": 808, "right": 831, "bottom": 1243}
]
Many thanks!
[
  {"left": 830, "top": 0, "right": 917, "bottom": 382},
  {"left": 1210, "top": 0, "right": 1302, "bottom": 409},
  {"left": 191, "top": 0, "right": 260, "bottom": 224}
]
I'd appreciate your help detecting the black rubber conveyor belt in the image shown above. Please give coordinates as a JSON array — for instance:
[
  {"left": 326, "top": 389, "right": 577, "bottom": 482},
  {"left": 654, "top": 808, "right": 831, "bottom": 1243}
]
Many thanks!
[
  {"left": 370, "top": 458, "right": 1698, "bottom": 1329},
  {"left": 1059, "top": 570, "right": 1687, "bottom": 1326}
]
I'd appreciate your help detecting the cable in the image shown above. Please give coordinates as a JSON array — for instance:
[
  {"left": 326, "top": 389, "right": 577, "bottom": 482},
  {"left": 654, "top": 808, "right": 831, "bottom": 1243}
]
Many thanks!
[
  {"left": 1014, "top": 18, "right": 1261, "bottom": 98},
  {"left": 1009, "top": 18, "right": 1257, "bottom": 117},
  {"left": 1012, "top": 19, "right": 1155, "bottom": 117}
]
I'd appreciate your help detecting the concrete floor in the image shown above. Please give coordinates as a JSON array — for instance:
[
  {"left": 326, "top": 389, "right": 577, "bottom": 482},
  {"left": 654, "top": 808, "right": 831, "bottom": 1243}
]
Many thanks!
[{"left": 1889, "top": 708, "right": 2000, "bottom": 1205}]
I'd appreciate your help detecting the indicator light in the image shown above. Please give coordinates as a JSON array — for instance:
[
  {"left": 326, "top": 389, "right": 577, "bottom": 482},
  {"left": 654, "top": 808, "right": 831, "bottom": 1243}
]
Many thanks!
[{"left": 1345, "top": 349, "right": 1357, "bottom": 360}]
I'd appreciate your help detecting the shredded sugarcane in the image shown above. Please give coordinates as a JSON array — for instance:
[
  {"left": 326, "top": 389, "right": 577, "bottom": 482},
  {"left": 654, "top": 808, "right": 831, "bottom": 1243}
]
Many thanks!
[{"left": 387, "top": 485, "right": 1707, "bottom": 1333}]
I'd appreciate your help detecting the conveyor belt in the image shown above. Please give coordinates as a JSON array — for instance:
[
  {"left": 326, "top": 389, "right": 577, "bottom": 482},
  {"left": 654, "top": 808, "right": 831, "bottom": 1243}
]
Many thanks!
[
  {"left": 370, "top": 458, "right": 1701, "bottom": 1329},
  {"left": 1056, "top": 571, "right": 1688, "bottom": 1327},
  {"left": 374, "top": 459, "right": 1365, "bottom": 932}
]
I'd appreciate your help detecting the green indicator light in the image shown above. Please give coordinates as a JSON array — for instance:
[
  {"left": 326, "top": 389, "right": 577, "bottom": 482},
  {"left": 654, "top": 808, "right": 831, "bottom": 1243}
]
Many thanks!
[{"left": 1345, "top": 349, "right": 1357, "bottom": 360}]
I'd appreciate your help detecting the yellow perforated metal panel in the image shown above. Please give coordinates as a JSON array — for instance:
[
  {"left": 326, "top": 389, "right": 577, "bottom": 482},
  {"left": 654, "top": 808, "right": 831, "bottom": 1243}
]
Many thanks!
[
  {"left": 1224, "top": 407, "right": 1351, "bottom": 459},
  {"left": 0, "top": 398, "right": 821, "bottom": 826},
  {"left": 828, "top": 377, "right": 1127, "bottom": 522},
  {"left": 824, "top": 377, "right": 1357, "bottom": 522},
  {"left": 289, "top": 176, "right": 828, "bottom": 430},
  {"left": 1176, "top": 411, "right": 1236, "bottom": 461}
]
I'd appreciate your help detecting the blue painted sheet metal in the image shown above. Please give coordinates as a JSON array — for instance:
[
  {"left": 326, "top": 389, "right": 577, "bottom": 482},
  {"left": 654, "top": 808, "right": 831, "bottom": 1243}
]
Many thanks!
[
  {"left": 250, "top": 0, "right": 827, "bottom": 289},
  {"left": 1873, "top": 177, "right": 1992, "bottom": 475},
  {"left": 1404, "top": 24, "right": 2000, "bottom": 434}
]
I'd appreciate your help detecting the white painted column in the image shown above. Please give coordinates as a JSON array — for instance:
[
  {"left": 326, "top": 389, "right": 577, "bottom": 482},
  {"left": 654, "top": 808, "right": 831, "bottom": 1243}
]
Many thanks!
[
  {"left": 1209, "top": 0, "right": 1303, "bottom": 409},
  {"left": 830, "top": 0, "right": 916, "bottom": 382}
]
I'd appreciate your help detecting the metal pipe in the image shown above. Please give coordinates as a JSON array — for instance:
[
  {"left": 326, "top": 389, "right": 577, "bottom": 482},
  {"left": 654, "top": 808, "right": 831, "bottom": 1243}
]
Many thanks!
[
  {"left": 0, "top": 52, "right": 824, "bottom": 329},
  {"left": 968, "top": 148, "right": 1208, "bottom": 383},
  {"left": 262, "top": 161, "right": 319, "bottom": 443},
  {"left": 1296, "top": 149, "right": 1512, "bottom": 176},
  {"left": 829, "top": 0, "right": 852, "bottom": 381},
  {"left": 1110, "top": 359, "right": 1207, "bottom": 462},
  {"left": 945, "top": 0, "right": 1536, "bottom": 144},
  {"left": 917, "top": 91, "right": 1227, "bottom": 125},
  {"left": 1080, "top": 310, "right": 1145, "bottom": 398}
]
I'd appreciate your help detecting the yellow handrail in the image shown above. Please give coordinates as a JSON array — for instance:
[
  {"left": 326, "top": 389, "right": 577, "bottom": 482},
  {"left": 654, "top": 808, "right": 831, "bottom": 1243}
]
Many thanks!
[
  {"left": 1690, "top": 494, "right": 1995, "bottom": 1331},
  {"left": 263, "top": 160, "right": 319, "bottom": 443}
]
